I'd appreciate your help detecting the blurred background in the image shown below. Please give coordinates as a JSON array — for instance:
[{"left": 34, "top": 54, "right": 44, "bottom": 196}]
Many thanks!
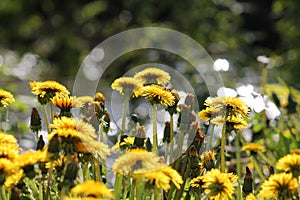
[{"left": 0, "top": 0, "right": 299, "bottom": 140}]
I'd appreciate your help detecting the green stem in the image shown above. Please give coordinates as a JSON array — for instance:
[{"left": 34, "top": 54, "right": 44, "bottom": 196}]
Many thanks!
[
  {"left": 152, "top": 104, "right": 158, "bottom": 153},
  {"left": 50, "top": 104, "right": 54, "bottom": 123},
  {"left": 154, "top": 187, "right": 161, "bottom": 200},
  {"left": 42, "top": 104, "right": 51, "bottom": 134},
  {"left": 136, "top": 177, "right": 145, "bottom": 200},
  {"left": 121, "top": 95, "right": 130, "bottom": 136},
  {"left": 39, "top": 180, "right": 43, "bottom": 200},
  {"left": 4, "top": 108, "right": 8, "bottom": 133},
  {"left": 235, "top": 131, "right": 242, "bottom": 200},
  {"left": 221, "top": 119, "right": 227, "bottom": 173},
  {"left": 45, "top": 162, "right": 53, "bottom": 200},
  {"left": 251, "top": 156, "right": 265, "bottom": 181},
  {"left": 130, "top": 179, "right": 136, "bottom": 200},
  {"left": 114, "top": 174, "right": 123, "bottom": 200},
  {"left": 0, "top": 186, "right": 7, "bottom": 200},
  {"left": 169, "top": 114, "right": 174, "bottom": 163}
]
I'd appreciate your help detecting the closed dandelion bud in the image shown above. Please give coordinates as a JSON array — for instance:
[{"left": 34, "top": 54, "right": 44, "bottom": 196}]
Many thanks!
[
  {"left": 242, "top": 167, "right": 253, "bottom": 195},
  {"left": 10, "top": 187, "right": 21, "bottom": 200},
  {"left": 287, "top": 93, "right": 297, "bottom": 114},
  {"left": 184, "top": 93, "right": 195, "bottom": 109},
  {"left": 30, "top": 108, "right": 42, "bottom": 132},
  {"left": 272, "top": 92, "right": 281, "bottom": 108},
  {"left": 134, "top": 126, "right": 146, "bottom": 148},
  {"left": 36, "top": 135, "right": 45, "bottom": 151},
  {"left": 163, "top": 121, "right": 171, "bottom": 144},
  {"left": 48, "top": 134, "right": 60, "bottom": 159},
  {"left": 268, "top": 166, "right": 274, "bottom": 178},
  {"left": 63, "top": 154, "right": 79, "bottom": 186},
  {"left": 166, "top": 89, "right": 180, "bottom": 115},
  {"left": 146, "top": 137, "right": 152, "bottom": 152}
]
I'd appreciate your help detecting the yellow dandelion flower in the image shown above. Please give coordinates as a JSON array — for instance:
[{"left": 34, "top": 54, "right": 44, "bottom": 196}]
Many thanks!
[
  {"left": 75, "top": 138, "right": 110, "bottom": 160},
  {"left": 134, "top": 84, "right": 175, "bottom": 107},
  {"left": 202, "top": 168, "right": 237, "bottom": 200},
  {"left": 4, "top": 169, "right": 23, "bottom": 189},
  {"left": 45, "top": 155, "right": 66, "bottom": 169},
  {"left": 0, "top": 144, "right": 20, "bottom": 160},
  {"left": 290, "top": 149, "right": 300, "bottom": 154},
  {"left": 111, "top": 77, "right": 143, "bottom": 96},
  {"left": 276, "top": 153, "right": 300, "bottom": 177},
  {"left": 259, "top": 173, "right": 298, "bottom": 199},
  {"left": 134, "top": 67, "right": 171, "bottom": 85},
  {"left": 190, "top": 176, "right": 203, "bottom": 188},
  {"left": 112, "top": 148, "right": 162, "bottom": 175},
  {"left": 111, "top": 136, "right": 135, "bottom": 152},
  {"left": 210, "top": 115, "right": 248, "bottom": 130},
  {"left": 0, "top": 89, "right": 15, "bottom": 107},
  {"left": 16, "top": 150, "right": 48, "bottom": 169},
  {"left": 64, "top": 197, "right": 105, "bottom": 200},
  {"left": 49, "top": 117, "right": 97, "bottom": 140},
  {"left": 52, "top": 94, "right": 83, "bottom": 109},
  {"left": 245, "top": 193, "right": 257, "bottom": 200},
  {"left": 0, "top": 158, "right": 16, "bottom": 175},
  {"left": 198, "top": 107, "right": 220, "bottom": 121},
  {"left": 241, "top": 143, "right": 266, "bottom": 153},
  {"left": 0, "top": 132, "right": 18, "bottom": 144},
  {"left": 70, "top": 180, "right": 112, "bottom": 198},
  {"left": 143, "top": 166, "right": 183, "bottom": 190},
  {"left": 94, "top": 92, "right": 105, "bottom": 103},
  {"left": 29, "top": 80, "right": 70, "bottom": 104}
]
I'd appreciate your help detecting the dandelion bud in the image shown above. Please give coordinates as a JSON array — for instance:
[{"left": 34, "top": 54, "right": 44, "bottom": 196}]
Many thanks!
[
  {"left": 184, "top": 93, "right": 195, "bottom": 109},
  {"left": 271, "top": 92, "right": 281, "bottom": 108},
  {"left": 36, "top": 135, "right": 45, "bottom": 151},
  {"left": 134, "top": 126, "right": 146, "bottom": 148},
  {"left": 268, "top": 166, "right": 274, "bottom": 178},
  {"left": 163, "top": 122, "right": 171, "bottom": 144},
  {"left": 48, "top": 134, "right": 60, "bottom": 159},
  {"left": 242, "top": 167, "right": 253, "bottom": 195},
  {"left": 145, "top": 137, "right": 152, "bottom": 152},
  {"left": 201, "top": 151, "right": 215, "bottom": 171},
  {"left": 30, "top": 108, "right": 42, "bottom": 132},
  {"left": 94, "top": 92, "right": 105, "bottom": 103},
  {"left": 62, "top": 153, "right": 79, "bottom": 187},
  {"left": 287, "top": 93, "right": 297, "bottom": 114},
  {"left": 189, "top": 145, "right": 198, "bottom": 158}
]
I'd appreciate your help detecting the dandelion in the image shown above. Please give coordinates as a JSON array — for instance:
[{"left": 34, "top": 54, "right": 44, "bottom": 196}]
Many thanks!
[
  {"left": 241, "top": 143, "right": 266, "bottom": 154},
  {"left": 29, "top": 80, "right": 69, "bottom": 105},
  {"left": 134, "top": 84, "right": 175, "bottom": 107},
  {"left": 201, "top": 150, "right": 215, "bottom": 170},
  {"left": 0, "top": 89, "right": 15, "bottom": 108},
  {"left": 259, "top": 173, "right": 298, "bottom": 200},
  {"left": 143, "top": 166, "right": 183, "bottom": 190},
  {"left": 111, "top": 77, "right": 142, "bottom": 96},
  {"left": 51, "top": 94, "right": 82, "bottom": 117},
  {"left": 134, "top": 67, "right": 171, "bottom": 85},
  {"left": 245, "top": 193, "right": 256, "bottom": 200},
  {"left": 190, "top": 176, "right": 203, "bottom": 188},
  {"left": 112, "top": 148, "right": 162, "bottom": 175},
  {"left": 210, "top": 115, "right": 248, "bottom": 131},
  {"left": 4, "top": 169, "right": 23, "bottom": 189},
  {"left": 202, "top": 168, "right": 237, "bottom": 200},
  {"left": 70, "top": 180, "right": 113, "bottom": 198},
  {"left": 276, "top": 153, "right": 300, "bottom": 178}
]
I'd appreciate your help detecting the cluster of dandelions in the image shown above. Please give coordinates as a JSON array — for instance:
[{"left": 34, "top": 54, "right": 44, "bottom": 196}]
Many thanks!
[{"left": 0, "top": 66, "right": 300, "bottom": 200}]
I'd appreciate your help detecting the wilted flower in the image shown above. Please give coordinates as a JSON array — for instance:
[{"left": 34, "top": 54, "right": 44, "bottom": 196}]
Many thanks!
[{"left": 0, "top": 89, "right": 15, "bottom": 107}]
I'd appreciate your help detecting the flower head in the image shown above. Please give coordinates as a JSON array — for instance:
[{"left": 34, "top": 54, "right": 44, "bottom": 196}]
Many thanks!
[
  {"left": 29, "top": 80, "right": 69, "bottom": 104},
  {"left": 276, "top": 153, "right": 300, "bottom": 178},
  {"left": 241, "top": 143, "right": 266, "bottom": 154},
  {"left": 111, "top": 77, "right": 143, "bottom": 96},
  {"left": 0, "top": 89, "right": 15, "bottom": 107},
  {"left": 4, "top": 169, "right": 23, "bottom": 189},
  {"left": 70, "top": 180, "right": 112, "bottom": 198},
  {"left": 112, "top": 148, "right": 163, "bottom": 175},
  {"left": 134, "top": 68, "right": 171, "bottom": 85},
  {"left": 259, "top": 173, "right": 298, "bottom": 199},
  {"left": 202, "top": 168, "right": 237, "bottom": 200},
  {"left": 210, "top": 115, "right": 248, "bottom": 131},
  {"left": 201, "top": 150, "right": 215, "bottom": 170},
  {"left": 143, "top": 166, "right": 183, "bottom": 190},
  {"left": 134, "top": 84, "right": 175, "bottom": 107},
  {"left": 190, "top": 176, "right": 204, "bottom": 188}
]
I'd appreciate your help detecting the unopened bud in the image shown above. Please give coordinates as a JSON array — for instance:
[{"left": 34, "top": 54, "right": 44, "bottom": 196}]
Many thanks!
[
  {"left": 242, "top": 167, "right": 253, "bottom": 194},
  {"left": 30, "top": 108, "right": 42, "bottom": 132}
]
